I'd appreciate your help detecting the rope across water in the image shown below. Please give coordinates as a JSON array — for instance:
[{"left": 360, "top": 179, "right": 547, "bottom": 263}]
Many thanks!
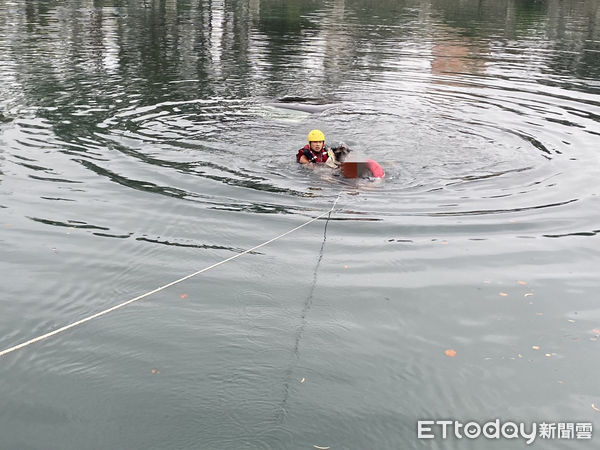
[{"left": 0, "top": 194, "right": 342, "bottom": 359}]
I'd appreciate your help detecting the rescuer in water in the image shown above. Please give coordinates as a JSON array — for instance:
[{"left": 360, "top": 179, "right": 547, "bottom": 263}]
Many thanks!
[{"left": 296, "top": 129, "right": 384, "bottom": 178}]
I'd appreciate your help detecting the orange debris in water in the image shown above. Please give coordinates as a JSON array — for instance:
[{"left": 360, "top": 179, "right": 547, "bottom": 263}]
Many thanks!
[{"left": 445, "top": 349, "right": 457, "bottom": 357}]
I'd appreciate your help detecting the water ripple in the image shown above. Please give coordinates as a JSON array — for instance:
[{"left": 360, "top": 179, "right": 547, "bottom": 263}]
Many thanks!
[{"left": 1, "top": 2, "right": 599, "bottom": 448}]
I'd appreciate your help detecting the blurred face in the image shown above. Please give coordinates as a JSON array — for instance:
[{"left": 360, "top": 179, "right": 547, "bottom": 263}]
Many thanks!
[{"left": 309, "top": 141, "right": 324, "bottom": 152}]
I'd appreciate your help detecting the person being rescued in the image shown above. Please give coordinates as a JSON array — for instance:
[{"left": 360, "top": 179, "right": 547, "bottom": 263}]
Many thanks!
[{"left": 296, "top": 129, "right": 384, "bottom": 179}]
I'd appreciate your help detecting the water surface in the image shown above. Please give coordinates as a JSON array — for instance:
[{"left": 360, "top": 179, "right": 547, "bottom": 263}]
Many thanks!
[{"left": 1, "top": 0, "right": 599, "bottom": 448}]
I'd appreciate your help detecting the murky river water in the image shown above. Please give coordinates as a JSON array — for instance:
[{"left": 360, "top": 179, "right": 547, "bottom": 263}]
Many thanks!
[{"left": 1, "top": 0, "right": 599, "bottom": 448}]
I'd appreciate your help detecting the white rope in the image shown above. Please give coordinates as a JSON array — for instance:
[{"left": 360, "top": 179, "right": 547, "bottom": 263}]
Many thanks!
[{"left": 0, "top": 195, "right": 342, "bottom": 358}]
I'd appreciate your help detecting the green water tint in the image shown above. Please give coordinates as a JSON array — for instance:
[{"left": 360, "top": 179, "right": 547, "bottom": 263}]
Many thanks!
[{"left": 1, "top": 0, "right": 599, "bottom": 449}]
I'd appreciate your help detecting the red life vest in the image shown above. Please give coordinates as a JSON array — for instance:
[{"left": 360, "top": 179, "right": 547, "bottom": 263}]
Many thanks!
[{"left": 296, "top": 144, "right": 329, "bottom": 163}]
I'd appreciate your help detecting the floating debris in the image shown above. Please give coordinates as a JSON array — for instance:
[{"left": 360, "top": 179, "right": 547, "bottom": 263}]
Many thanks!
[
  {"left": 445, "top": 349, "right": 457, "bottom": 357},
  {"left": 314, "top": 446, "right": 330, "bottom": 450},
  {"left": 180, "top": 294, "right": 188, "bottom": 299},
  {"left": 532, "top": 346, "right": 540, "bottom": 350}
]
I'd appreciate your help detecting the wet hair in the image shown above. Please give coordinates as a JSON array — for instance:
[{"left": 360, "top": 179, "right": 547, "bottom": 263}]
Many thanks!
[{"left": 330, "top": 143, "right": 351, "bottom": 162}]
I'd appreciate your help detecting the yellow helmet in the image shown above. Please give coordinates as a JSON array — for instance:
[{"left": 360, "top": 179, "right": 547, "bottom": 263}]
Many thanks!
[{"left": 307, "top": 129, "right": 325, "bottom": 142}]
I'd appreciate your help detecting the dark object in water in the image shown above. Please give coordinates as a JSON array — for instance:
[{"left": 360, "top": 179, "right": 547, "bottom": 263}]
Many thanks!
[
  {"left": 268, "top": 96, "right": 340, "bottom": 114},
  {"left": 268, "top": 102, "right": 339, "bottom": 114},
  {"left": 277, "top": 96, "right": 322, "bottom": 103}
]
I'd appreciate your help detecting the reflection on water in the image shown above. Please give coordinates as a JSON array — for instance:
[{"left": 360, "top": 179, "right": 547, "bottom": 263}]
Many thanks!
[
  {"left": 431, "top": 24, "right": 488, "bottom": 83},
  {"left": 1, "top": 0, "right": 600, "bottom": 449}
]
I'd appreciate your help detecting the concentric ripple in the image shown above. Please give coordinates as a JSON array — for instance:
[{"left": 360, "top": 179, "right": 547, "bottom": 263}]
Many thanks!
[{"left": 1, "top": 1, "right": 599, "bottom": 449}]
